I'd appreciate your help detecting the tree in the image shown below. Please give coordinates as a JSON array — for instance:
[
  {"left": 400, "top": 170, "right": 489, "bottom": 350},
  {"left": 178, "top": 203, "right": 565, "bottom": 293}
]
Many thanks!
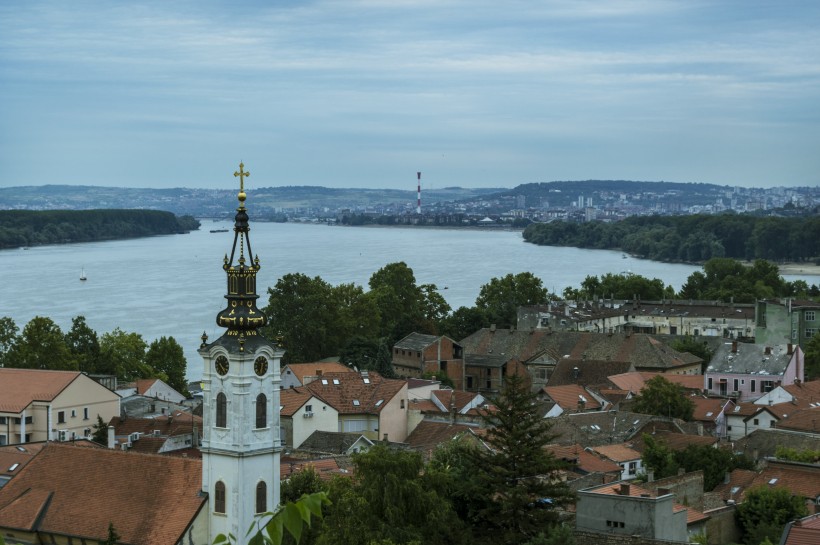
[
  {"left": 475, "top": 272, "right": 549, "bottom": 328},
  {"left": 805, "top": 332, "right": 820, "bottom": 381},
  {"left": 736, "top": 486, "right": 808, "bottom": 545},
  {"left": 316, "top": 444, "right": 467, "bottom": 545},
  {"left": 670, "top": 335, "right": 713, "bottom": 369},
  {"left": 632, "top": 375, "right": 695, "bottom": 421},
  {"left": 466, "top": 374, "right": 575, "bottom": 544},
  {"left": 0, "top": 316, "right": 18, "bottom": 368},
  {"left": 64, "top": 315, "right": 100, "bottom": 373},
  {"left": 215, "top": 491, "right": 329, "bottom": 545},
  {"left": 102, "top": 521, "right": 120, "bottom": 545},
  {"left": 99, "top": 328, "right": 150, "bottom": 381},
  {"left": 281, "top": 467, "right": 327, "bottom": 504},
  {"left": 6, "top": 316, "right": 74, "bottom": 370},
  {"left": 91, "top": 414, "right": 109, "bottom": 445},
  {"left": 440, "top": 306, "right": 489, "bottom": 342},
  {"left": 145, "top": 336, "right": 188, "bottom": 395}
]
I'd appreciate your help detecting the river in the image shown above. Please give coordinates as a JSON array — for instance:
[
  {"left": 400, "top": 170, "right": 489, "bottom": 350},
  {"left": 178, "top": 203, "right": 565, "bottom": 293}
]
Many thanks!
[{"left": 1, "top": 222, "right": 813, "bottom": 382}]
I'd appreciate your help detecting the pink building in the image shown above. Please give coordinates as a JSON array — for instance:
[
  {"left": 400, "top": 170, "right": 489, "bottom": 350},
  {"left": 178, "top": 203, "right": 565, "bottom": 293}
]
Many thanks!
[{"left": 704, "top": 341, "right": 804, "bottom": 402}]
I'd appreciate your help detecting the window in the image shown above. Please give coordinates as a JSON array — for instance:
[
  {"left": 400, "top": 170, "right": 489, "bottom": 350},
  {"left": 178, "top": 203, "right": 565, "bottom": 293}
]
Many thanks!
[
  {"left": 83, "top": 408, "right": 89, "bottom": 420},
  {"left": 733, "top": 379, "right": 739, "bottom": 392},
  {"left": 806, "top": 311, "right": 816, "bottom": 322},
  {"left": 305, "top": 404, "right": 313, "bottom": 413},
  {"left": 0, "top": 417, "right": 5, "bottom": 425},
  {"left": 216, "top": 393, "right": 227, "bottom": 428},
  {"left": 753, "top": 418, "right": 759, "bottom": 426},
  {"left": 806, "top": 328, "right": 817, "bottom": 339},
  {"left": 628, "top": 462, "right": 637, "bottom": 475},
  {"left": 762, "top": 381, "right": 774, "bottom": 393},
  {"left": 256, "top": 393, "right": 267, "bottom": 429},
  {"left": 750, "top": 380, "right": 756, "bottom": 393},
  {"left": 400, "top": 399, "right": 405, "bottom": 409},
  {"left": 256, "top": 481, "right": 267, "bottom": 513},
  {"left": 71, "top": 409, "right": 76, "bottom": 418},
  {"left": 606, "top": 520, "right": 625, "bottom": 528},
  {"left": 57, "top": 411, "right": 66, "bottom": 424},
  {"left": 0, "top": 435, "right": 5, "bottom": 446},
  {"left": 215, "top": 481, "right": 226, "bottom": 513},
  {"left": 707, "top": 378, "right": 713, "bottom": 390}
]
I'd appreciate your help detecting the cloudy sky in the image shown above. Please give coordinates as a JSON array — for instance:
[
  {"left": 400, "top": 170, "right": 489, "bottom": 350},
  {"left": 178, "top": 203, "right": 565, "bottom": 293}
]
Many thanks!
[{"left": 1, "top": 1, "right": 818, "bottom": 190}]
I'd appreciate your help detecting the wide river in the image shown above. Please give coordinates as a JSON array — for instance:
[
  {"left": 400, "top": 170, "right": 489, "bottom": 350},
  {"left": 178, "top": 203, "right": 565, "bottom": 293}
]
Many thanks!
[{"left": 1, "top": 222, "right": 813, "bottom": 382}]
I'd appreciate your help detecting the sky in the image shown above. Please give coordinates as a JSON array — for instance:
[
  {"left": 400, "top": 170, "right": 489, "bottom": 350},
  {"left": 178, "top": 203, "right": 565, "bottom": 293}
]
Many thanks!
[{"left": 1, "top": 1, "right": 819, "bottom": 191}]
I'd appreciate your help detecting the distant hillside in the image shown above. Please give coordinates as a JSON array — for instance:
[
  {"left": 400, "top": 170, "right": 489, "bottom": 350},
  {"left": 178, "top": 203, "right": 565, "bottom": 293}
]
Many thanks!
[
  {"left": 0, "top": 209, "right": 200, "bottom": 249},
  {"left": 0, "top": 185, "right": 504, "bottom": 217}
]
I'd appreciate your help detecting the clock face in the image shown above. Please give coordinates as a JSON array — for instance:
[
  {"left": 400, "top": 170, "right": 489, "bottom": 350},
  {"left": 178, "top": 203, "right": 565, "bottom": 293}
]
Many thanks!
[
  {"left": 254, "top": 356, "right": 268, "bottom": 376},
  {"left": 215, "top": 355, "right": 229, "bottom": 376}
]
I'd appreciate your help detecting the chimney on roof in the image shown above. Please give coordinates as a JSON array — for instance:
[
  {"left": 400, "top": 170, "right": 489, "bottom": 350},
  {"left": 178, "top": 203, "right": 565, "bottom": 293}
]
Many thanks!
[
  {"left": 646, "top": 469, "right": 654, "bottom": 482},
  {"left": 764, "top": 346, "right": 772, "bottom": 356},
  {"left": 490, "top": 324, "right": 496, "bottom": 332},
  {"left": 787, "top": 344, "right": 793, "bottom": 355},
  {"left": 107, "top": 426, "right": 115, "bottom": 449},
  {"left": 657, "top": 487, "right": 671, "bottom": 497},
  {"left": 573, "top": 366, "right": 580, "bottom": 380},
  {"left": 619, "top": 483, "right": 630, "bottom": 496},
  {"left": 382, "top": 433, "right": 389, "bottom": 442},
  {"left": 678, "top": 467, "right": 685, "bottom": 476},
  {"left": 732, "top": 341, "right": 738, "bottom": 354}
]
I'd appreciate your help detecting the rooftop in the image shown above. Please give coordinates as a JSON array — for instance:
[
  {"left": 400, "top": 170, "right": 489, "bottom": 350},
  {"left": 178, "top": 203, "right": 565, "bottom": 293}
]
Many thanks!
[{"left": 707, "top": 342, "right": 795, "bottom": 376}]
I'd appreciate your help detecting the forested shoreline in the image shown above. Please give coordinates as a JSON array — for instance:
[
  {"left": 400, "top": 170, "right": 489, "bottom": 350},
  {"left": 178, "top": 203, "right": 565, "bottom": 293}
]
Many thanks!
[
  {"left": 0, "top": 209, "right": 200, "bottom": 249},
  {"left": 522, "top": 214, "right": 820, "bottom": 263}
]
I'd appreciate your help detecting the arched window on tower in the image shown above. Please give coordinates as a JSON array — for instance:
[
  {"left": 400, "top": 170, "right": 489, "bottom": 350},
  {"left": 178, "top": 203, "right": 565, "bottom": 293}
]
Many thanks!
[
  {"left": 216, "top": 392, "right": 227, "bottom": 428},
  {"left": 215, "top": 481, "right": 226, "bottom": 513},
  {"left": 256, "top": 393, "right": 267, "bottom": 429},
  {"left": 256, "top": 481, "right": 267, "bottom": 513}
]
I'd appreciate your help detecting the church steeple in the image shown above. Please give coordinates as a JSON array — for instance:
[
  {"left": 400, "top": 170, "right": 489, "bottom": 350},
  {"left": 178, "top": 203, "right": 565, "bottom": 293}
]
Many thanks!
[{"left": 215, "top": 162, "right": 268, "bottom": 350}]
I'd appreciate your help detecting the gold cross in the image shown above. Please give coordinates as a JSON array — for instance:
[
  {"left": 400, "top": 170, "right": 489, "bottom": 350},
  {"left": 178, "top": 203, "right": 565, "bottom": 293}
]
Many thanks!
[{"left": 234, "top": 162, "right": 250, "bottom": 192}]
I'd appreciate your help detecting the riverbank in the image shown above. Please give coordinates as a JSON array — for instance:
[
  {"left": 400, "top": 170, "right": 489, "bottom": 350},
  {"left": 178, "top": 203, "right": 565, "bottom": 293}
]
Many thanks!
[{"left": 777, "top": 263, "right": 820, "bottom": 276}]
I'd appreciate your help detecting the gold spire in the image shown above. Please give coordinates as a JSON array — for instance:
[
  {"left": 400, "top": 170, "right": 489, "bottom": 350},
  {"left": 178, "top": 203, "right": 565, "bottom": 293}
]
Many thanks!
[{"left": 234, "top": 162, "right": 249, "bottom": 205}]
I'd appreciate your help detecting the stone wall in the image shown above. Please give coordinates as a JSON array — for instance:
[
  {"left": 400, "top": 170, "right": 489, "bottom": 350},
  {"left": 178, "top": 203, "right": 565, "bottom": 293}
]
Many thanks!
[{"left": 574, "top": 530, "right": 688, "bottom": 545}]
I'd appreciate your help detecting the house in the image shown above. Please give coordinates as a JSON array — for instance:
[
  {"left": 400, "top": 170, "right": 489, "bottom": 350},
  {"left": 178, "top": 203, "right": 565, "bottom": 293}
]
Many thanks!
[
  {"left": 577, "top": 481, "right": 709, "bottom": 542},
  {"left": 406, "top": 377, "right": 442, "bottom": 401},
  {"left": 608, "top": 371, "right": 705, "bottom": 394},
  {"left": 303, "top": 371, "right": 409, "bottom": 442},
  {"left": 0, "top": 368, "right": 120, "bottom": 445},
  {"left": 690, "top": 397, "right": 734, "bottom": 437},
  {"left": 391, "top": 332, "right": 465, "bottom": 389},
  {"left": 714, "top": 459, "right": 820, "bottom": 514},
  {"left": 0, "top": 442, "right": 207, "bottom": 544},
  {"left": 591, "top": 443, "right": 644, "bottom": 480},
  {"left": 704, "top": 341, "right": 804, "bottom": 401},
  {"left": 280, "top": 458, "right": 351, "bottom": 481},
  {"left": 280, "top": 361, "right": 354, "bottom": 389},
  {"left": 780, "top": 512, "right": 820, "bottom": 545},
  {"left": 734, "top": 428, "right": 820, "bottom": 461},
  {"left": 546, "top": 359, "right": 634, "bottom": 390},
  {"left": 546, "top": 443, "right": 621, "bottom": 479},
  {"left": 122, "top": 377, "right": 187, "bottom": 403},
  {"left": 756, "top": 298, "right": 820, "bottom": 351},
  {"left": 724, "top": 402, "right": 781, "bottom": 441},
  {"left": 106, "top": 410, "right": 202, "bottom": 454},
  {"left": 541, "top": 384, "right": 606, "bottom": 417},
  {"left": 405, "top": 421, "right": 482, "bottom": 458},
  {"left": 279, "top": 387, "right": 339, "bottom": 449},
  {"left": 296, "top": 430, "right": 374, "bottom": 456}
]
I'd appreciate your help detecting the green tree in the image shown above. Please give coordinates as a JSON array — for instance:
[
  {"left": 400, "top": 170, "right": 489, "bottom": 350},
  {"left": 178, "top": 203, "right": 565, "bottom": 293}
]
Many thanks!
[
  {"left": 670, "top": 335, "right": 713, "bottom": 368},
  {"left": 805, "top": 332, "right": 820, "bottom": 381},
  {"left": 144, "top": 336, "right": 188, "bottom": 395},
  {"left": 99, "top": 328, "right": 150, "bottom": 381},
  {"left": 736, "top": 486, "right": 808, "bottom": 545},
  {"left": 91, "top": 414, "right": 109, "bottom": 445},
  {"left": 0, "top": 316, "right": 18, "bottom": 368},
  {"left": 215, "top": 491, "right": 329, "bottom": 545},
  {"left": 440, "top": 306, "right": 489, "bottom": 342},
  {"left": 316, "top": 444, "right": 467, "bottom": 545},
  {"left": 102, "top": 521, "right": 120, "bottom": 545},
  {"left": 338, "top": 336, "right": 379, "bottom": 371},
  {"left": 6, "top": 316, "right": 74, "bottom": 370},
  {"left": 281, "top": 467, "right": 327, "bottom": 504},
  {"left": 632, "top": 375, "right": 695, "bottom": 421},
  {"left": 523, "top": 525, "right": 576, "bottom": 545},
  {"left": 65, "top": 316, "right": 101, "bottom": 373},
  {"left": 467, "top": 374, "right": 575, "bottom": 544},
  {"left": 475, "top": 272, "right": 549, "bottom": 328}
]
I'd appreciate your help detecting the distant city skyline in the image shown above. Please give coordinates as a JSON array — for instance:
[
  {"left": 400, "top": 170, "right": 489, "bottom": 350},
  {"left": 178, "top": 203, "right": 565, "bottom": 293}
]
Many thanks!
[{"left": 1, "top": 1, "right": 819, "bottom": 191}]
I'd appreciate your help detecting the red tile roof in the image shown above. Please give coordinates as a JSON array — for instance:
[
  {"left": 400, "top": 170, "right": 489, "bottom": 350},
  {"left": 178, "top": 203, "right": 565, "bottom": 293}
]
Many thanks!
[
  {"left": 279, "top": 387, "right": 314, "bottom": 417},
  {"left": 0, "top": 443, "right": 205, "bottom": 544},
  {"left": 108, "top": 410, "right": 202, "bottom": 439},
  {"left": 0, "top": 442, "right": 46, "bottom": 478},
  {"left": 280, "top": 458, "right": 350, "bottom": 481},
  {"left": 405, "top": 421, "right": 475, "bottom": 452},
  {"left": 591, "top": 443, "right": 642, "bottom": 463},
  {"left": 783, "top": 513, "right": 820, "bottom": 545},
  {"left": 135, "top": 378, "right": 159, "bottom": 395},
  {"left": 691, "top": 397, "right": 732, "bottom": 422},
  {"left": 0, "top": 369, "right": 81, "bottom": 412},
  {"left": 284, "top": 362, "right": 354, "bottom": 385},
  {"left": 304, "top": 372, "right": 405, "bottom": 415},
  {"left": 546, "top": 443, "right": 621, "bottom": 475},
  {"left": 543, "top": 384, "right": 602, "bottom": 411},
  {"left": 608, "top": 371, "right": 705, "bottom": 393}
]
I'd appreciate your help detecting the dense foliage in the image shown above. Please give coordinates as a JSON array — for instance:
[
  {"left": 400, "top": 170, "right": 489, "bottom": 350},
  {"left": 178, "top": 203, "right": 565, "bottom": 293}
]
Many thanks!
[
  {"left": 0, "top": 315, "right": 188, "bottom": 388},
  {"left": 631, "top": 376, "right": 696, "bottom": 421},
  {"left": 805, "top": 331, "right": 820, "bottom": 380},
  {"left": 0, "top": 209, "right": 199, "bottom": 249},
  {"left": 641, "top": 435, "right": 755, "bottom": 491},
  {"left": 523, "top": 214, "right": 820, "bottom": 263},
  {"left": 735, "top": 486, "right": 808, "bottom": 545}
]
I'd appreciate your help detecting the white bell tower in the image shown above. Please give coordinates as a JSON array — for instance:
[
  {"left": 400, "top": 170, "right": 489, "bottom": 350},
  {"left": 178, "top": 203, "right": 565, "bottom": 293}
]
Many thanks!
[{"left": 200, "top": 162, "right": 283, "bottom": 543}]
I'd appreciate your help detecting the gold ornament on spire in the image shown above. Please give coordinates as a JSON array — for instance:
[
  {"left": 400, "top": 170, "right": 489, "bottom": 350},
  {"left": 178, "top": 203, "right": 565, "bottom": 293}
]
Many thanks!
[{"left": 234, "top": 162, "right": 249, "bottom": 205}]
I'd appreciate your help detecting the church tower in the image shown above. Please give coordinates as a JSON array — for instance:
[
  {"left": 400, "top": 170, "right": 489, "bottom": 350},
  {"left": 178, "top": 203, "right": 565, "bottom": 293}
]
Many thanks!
[{"left": 200, "top": 162, "right": 282, "bottom": 543}]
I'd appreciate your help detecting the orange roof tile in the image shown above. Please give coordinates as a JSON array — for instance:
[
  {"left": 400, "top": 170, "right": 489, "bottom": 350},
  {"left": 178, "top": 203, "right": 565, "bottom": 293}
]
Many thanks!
[
  {"left": 547, "top": 444, "right": 621, "bottom": 475},
  {"left": 591, "top": 443, "right": 642, "bottom": 463},
  {"left": 608, "top": 371, "right": 705, "bottom": 393},
  {"left": 0, "top": 369, "right": 81, "bottom": 412},
  {"left": 0, "top": 443, "right": 205, "bottom": 544},
  {"left": 543, "top": 384, "right": 602, "bottom": 411},
  {"left": 108, "top": 410, "right": 202, "bottom": 439},
  {"left": 279, "top": 388, "right": 314, "bottom": 417},
  {"left": 135, "top": 378, "right": 159, "bottom": 395},
  {"left": 284, "top": 362, "right": 354, "bottom": 385},
  {"left": 405, "top": 421, "right": 475, "bottom": 452},
  {"left": 0, "top": 442, "right": 46, "bottom": 478},
  {"left": 280, "top": 458, "right": 350, "bottom": 481},
  {"left": 304, "top": 372, "right": 405, "bottom": 415},
  {"left": 691, "top": 397, "right": 732, "bottom": 422}
]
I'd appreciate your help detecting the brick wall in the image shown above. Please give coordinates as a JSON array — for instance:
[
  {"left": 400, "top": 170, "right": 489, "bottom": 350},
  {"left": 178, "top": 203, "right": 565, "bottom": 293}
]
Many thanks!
[{"left": 574, "top": 530, "right": 687, "bottom": 545}]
